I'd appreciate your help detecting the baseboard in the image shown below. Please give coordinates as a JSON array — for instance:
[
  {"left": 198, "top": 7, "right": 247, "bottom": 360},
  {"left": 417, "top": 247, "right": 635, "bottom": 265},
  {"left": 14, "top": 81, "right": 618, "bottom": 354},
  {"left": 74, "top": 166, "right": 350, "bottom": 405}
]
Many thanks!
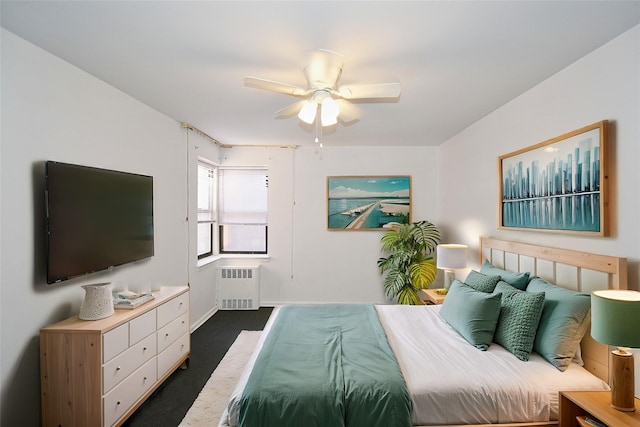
[
  {"left": 191, "top": 306, "right": 218, "bottom": 332},
  {"left": 259, "top": 300, "right": 379, "bottom": 306}
]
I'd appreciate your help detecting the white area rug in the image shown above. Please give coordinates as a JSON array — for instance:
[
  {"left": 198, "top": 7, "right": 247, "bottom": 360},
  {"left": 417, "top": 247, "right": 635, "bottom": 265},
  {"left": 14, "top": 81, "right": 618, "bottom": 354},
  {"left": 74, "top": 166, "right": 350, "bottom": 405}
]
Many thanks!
[{"left": 179, "top": 330, "right": 261, "bottom": 427}]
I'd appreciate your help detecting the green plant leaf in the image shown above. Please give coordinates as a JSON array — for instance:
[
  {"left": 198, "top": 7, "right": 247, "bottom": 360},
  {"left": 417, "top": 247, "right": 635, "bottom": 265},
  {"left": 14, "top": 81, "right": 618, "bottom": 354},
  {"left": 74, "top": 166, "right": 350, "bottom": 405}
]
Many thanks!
[
  {"left": 409, "top": 259, "right": 437, "bottom": 289},
  {"left": 379, "top": 229, "right": 400, "bottom": 252},
  {"left": 396, "top": 285, "right": 421, "bottom": 305},
  {"left": 378, "top": 220, "right": 441, "bottom": 304},
  {"left": 383, "top": 269, "right": 408, "bottom": 299},
  {"left": 410, "top": 220, "right": 441, "bottom": 253}
]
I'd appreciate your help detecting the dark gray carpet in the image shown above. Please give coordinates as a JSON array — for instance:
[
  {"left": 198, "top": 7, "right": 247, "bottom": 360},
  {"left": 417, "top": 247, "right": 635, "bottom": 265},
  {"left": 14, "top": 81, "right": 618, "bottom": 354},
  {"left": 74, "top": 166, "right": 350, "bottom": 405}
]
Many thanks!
[{"left": 122, "top": 307, "right": 273, "bottom": 427}]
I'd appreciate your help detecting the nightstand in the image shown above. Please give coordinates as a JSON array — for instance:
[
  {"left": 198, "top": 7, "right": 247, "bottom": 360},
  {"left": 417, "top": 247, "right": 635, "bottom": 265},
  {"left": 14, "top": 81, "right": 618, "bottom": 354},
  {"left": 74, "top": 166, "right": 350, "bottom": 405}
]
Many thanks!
[
  {"left": 419, "top": 288, "right": 447, "bottom": 305},
  {"left": 559, "top": 390, "right": 640, "bottom": 427}
]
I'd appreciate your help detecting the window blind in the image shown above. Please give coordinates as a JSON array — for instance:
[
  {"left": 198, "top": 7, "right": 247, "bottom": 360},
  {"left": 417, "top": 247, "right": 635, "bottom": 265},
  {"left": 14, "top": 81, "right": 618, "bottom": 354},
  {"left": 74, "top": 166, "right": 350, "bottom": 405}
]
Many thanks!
[{"left": 218, "top": 168, "right": 268, "bottom": 225}]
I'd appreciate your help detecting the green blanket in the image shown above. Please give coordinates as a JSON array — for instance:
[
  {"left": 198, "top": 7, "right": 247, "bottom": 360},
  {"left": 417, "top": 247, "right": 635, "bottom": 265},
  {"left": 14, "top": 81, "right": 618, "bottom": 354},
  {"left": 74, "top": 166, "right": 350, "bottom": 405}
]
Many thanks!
[{"left": 238, "top": 304, "right": 411, "bottom": 427}]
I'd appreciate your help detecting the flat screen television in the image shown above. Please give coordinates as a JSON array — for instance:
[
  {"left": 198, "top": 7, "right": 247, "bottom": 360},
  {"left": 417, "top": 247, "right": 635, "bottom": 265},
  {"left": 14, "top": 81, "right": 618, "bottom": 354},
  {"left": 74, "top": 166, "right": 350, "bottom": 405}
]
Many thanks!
[{"left": 45, "top": 161, "right": 154, "bottom": 284}]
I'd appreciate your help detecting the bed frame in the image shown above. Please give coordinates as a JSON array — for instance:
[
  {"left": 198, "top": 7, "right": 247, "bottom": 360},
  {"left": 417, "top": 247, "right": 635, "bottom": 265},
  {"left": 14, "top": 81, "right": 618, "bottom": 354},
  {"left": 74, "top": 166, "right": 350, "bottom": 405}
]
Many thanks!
[
  {"left": 454, "top": 237, "right": 628, "bottom": 427},
  {"left": 222, "top": 237, "right": 628, "bottom": 427}
]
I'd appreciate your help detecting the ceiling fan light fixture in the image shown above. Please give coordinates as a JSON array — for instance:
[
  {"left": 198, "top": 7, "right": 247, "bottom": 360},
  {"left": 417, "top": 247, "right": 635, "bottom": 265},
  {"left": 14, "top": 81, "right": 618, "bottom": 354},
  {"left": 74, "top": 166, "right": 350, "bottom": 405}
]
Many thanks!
[
  {"left": 245, "top": 49, "right": 401, "bottom": 143},
  {"left": 298, "top": 101, "right": 317, "bottom": 124},
  {"left": 321, "top": 97, "right": 339, "bottom": 126}
]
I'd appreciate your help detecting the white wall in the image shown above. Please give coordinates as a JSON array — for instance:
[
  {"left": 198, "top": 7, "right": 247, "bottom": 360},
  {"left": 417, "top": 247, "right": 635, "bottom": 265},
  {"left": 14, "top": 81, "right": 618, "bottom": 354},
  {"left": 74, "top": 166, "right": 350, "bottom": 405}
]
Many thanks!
[
  {"left": 0, "top": 30, "right": 189, "bottom": 426},
  {"left": 437, "top": 24, "right": 640, "bottom": 396},
  {"left": 437, "top": 25, "right": 639, "bottom": 282},
  {"left": 218, "top": 144, "right": 440, "bottom": 305},
  {"left": 186, "top": 131, "right": 223, "bottom": 329}
]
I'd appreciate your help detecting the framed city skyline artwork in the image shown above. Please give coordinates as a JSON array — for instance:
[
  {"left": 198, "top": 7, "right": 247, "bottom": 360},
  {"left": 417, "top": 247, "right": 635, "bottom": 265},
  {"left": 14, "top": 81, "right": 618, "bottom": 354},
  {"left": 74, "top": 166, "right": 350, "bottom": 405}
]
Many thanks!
[
  {"left": 327, "top": 176, "right": 411, "bottom": 231},
  {"left": 499, "top": 120, "right": 608, "bottom": 236}
]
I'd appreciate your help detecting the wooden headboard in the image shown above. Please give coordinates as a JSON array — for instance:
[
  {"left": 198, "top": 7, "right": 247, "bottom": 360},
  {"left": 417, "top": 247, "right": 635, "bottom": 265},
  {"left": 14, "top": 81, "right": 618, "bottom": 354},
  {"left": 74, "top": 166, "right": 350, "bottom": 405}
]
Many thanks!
[{"left": 479, "top": 237, "right": 628, "bottom": 383}]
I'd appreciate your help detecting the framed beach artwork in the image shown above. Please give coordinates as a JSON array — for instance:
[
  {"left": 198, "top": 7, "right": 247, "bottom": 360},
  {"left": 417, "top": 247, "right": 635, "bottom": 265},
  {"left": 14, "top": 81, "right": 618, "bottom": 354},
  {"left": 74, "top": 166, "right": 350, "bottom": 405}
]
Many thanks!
[
  {"left": 327, "top": 176, "right": 411, "bottom": 231},
  {"left": 499, "top": 120, "right": 608, "bottom": 236}
]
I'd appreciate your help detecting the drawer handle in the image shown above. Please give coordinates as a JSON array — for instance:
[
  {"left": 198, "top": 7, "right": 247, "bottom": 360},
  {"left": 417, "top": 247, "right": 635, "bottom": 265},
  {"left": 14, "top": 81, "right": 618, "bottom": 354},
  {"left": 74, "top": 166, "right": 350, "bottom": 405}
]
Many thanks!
[
  {"left": 117, "top": 401, "right": 121, "bottom": 406},
  {"left": 116, "top": 367, "right": 121, "bottom": 371},
  {"left": 144, "top": 376, "right": 148, "bottom": 381},
  {"left": 143, "top": 347, "right": 147, "bottom": 351},
  {"left": 166, "top": 333, "right": 170, "bottom": 337}
]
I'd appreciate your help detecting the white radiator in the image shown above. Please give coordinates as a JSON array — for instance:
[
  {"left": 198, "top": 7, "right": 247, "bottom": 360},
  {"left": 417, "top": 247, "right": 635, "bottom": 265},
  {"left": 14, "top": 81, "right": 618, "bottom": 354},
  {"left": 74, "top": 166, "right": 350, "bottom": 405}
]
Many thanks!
[{"left": 217, "top": 266, "right": 260, "bottom": 310}]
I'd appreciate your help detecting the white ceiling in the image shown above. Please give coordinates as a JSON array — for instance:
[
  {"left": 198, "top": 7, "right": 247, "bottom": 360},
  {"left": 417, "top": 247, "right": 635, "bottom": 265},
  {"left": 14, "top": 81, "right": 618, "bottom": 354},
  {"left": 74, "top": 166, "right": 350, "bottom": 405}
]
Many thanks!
[{"left": 2, "top": 1, "right": 639, "bottom": 147}]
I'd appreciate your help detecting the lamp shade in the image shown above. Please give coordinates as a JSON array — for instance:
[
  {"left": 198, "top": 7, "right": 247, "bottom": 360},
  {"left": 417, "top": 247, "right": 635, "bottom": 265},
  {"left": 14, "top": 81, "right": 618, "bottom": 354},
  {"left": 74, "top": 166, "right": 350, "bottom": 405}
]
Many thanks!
[
  {"left": 591, "top": 290, "right": 640, "bottom": 348},
  {"left": 436, "top": 244, "right": 467, "bottom": 270},
  {"left": 298, "top": 101, "right": 317, "bottom": 124},
  {"left": 321, "top": 97, "right": 339, "bottom": 126}
]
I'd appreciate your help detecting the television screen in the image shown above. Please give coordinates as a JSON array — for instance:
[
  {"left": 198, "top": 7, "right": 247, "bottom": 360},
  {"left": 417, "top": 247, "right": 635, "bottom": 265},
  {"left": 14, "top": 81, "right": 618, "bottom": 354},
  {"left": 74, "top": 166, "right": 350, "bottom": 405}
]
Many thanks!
[{"left": 45, "top": 161, "right": 154, "bottom": 284}]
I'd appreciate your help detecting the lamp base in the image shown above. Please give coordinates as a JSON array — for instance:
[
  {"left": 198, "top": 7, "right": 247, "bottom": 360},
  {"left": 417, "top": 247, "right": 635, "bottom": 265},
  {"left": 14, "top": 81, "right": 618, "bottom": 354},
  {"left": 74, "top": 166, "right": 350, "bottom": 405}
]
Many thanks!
[
  {"left": 610, "top": 349, "right": 635, "bottom": 412},
  {"left": 443, "top": 270, "right": 455, "bottom": 290}
]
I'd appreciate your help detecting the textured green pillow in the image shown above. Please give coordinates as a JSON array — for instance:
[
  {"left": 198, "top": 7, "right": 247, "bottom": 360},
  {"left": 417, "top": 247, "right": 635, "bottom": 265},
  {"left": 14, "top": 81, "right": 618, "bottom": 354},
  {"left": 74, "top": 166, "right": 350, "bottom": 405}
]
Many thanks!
[
  {"left": 526, "top": 277, "right": 591, "bottom": 371},
  {"left": 439, "top": 279, "right": 502, "bottom": 351},
  {"left": 493, "top": 281, "right": 545, "bottom": 361},
  {"left": 480, "top": 260, "right": 530, "bottom": 290},
  {"left": 465, "top": 270, "right": 501, "bottom": 293}
]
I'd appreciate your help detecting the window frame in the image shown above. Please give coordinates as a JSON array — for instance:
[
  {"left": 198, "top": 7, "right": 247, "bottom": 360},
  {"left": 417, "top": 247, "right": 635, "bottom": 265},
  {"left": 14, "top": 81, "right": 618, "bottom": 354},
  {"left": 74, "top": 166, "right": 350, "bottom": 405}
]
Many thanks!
[
  {"left": 197, "top": 160, "right": 218, "bottom": 260},
  {"left": 217, "top": 167, "right": 268, "bottom": 255},
  {"left": 218, "top": 224, "right": 268, "bottom": 255}
]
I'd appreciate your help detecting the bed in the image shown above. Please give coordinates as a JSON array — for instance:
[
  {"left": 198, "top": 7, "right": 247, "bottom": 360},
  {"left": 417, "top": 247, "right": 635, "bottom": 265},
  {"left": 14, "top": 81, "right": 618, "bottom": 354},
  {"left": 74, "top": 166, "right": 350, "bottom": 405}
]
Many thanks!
[{"left": 219, "top": 237, "right": 628, "bottom": 427}]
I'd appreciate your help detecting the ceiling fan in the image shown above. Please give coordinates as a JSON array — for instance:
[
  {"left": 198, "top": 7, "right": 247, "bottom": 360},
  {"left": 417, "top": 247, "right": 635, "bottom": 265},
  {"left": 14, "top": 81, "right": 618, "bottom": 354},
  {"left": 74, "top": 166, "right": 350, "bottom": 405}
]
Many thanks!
[{"left": 243, "top": 49, "right": 401, "bottom": 128}]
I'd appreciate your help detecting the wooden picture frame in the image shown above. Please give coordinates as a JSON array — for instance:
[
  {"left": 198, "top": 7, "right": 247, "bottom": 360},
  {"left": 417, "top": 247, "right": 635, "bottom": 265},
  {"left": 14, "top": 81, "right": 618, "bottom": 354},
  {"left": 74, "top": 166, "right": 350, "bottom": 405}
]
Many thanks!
[
  {"left": 327, "top": 176, "right": 411, "bottom": 230},
  {"left": 498, "top": 120, "right": 608, "bottom": 236}
]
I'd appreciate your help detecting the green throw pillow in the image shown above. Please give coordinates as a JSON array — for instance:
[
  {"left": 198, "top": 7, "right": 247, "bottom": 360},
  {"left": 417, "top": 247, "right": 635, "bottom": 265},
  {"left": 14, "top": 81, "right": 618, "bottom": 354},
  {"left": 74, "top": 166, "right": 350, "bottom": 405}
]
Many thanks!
[
  {"left": 439, "top": 279, "right": 502, "bottom": 351},
  {"left": 465, "top": 270, "right": 501, "bottom": 293},
  {"left": 526, "top": 277, "right": 591, "bottom": 371},
  {"left": 493, "top": 281, "right": 545, "bottom": 361},
  {"left": 480, "top": 260, "right": 530, "bottom": 290}
]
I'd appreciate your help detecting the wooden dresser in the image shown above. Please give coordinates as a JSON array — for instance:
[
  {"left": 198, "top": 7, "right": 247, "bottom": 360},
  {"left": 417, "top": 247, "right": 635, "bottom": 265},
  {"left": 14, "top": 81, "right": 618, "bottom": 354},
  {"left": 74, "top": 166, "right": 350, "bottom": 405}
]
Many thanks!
[{"left": 40, "top": 286, "right": 190, "bottom": 427}]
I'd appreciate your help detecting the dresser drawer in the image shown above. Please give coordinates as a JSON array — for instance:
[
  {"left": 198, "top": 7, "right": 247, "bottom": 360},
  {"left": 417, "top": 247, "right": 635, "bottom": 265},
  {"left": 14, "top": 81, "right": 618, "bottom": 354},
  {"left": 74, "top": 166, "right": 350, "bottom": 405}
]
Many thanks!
[
  {"left": 157, "top": 292, "right": 188, "bottom": 328},
  {"left": 158, "top": 332, "right": 189, "bottom": 379},
  {"left": 41, "top": 286, "right": 189, "bottom": 427},
  {"left": 103, "top": 333, "right": 156, "bottom": 394},
  {"left": 129, "top": 309, "right": 156, "bottom": 346},
  {"left": 103, "top": 357, "right": 157, "bottom": 427},
  {"left": 103, "top": 323, "right": 129, "bottom": 363},
  {"left": 157, "top": 311, "right": 189, "bottom": 353}
]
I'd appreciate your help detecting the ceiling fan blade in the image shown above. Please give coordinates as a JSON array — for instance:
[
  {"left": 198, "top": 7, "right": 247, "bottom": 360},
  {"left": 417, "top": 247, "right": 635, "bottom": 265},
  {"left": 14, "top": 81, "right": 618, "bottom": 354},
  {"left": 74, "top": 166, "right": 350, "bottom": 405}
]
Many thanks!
[
  {"left": 304, "top": 50, "right": 344, "bottom": 89},
  {"left": 336, "top": 82, "right": 401, "bottom": 100},
  {"left": 274, "top": 101, "right": 306, "bottom": 118},
  {"left": 244, "top": 76, "right": 309, "bottom": 96},
  {"left": 336, "top": 100, "right": 359, "bottom": 123}
]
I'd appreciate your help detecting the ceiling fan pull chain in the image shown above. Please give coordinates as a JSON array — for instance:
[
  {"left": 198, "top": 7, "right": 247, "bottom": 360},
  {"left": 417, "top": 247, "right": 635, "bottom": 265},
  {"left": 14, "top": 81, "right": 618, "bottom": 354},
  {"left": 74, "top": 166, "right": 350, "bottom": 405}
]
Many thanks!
[{"left": 314, "top": 114, "right": 322, "bottom": 147}]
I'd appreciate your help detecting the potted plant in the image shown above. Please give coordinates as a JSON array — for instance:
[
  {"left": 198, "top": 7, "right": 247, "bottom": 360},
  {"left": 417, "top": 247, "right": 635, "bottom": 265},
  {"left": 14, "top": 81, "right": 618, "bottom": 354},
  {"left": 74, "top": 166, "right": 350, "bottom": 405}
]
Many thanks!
[{"left": 377, "top": 220, "right": 441, "bottom": 304}]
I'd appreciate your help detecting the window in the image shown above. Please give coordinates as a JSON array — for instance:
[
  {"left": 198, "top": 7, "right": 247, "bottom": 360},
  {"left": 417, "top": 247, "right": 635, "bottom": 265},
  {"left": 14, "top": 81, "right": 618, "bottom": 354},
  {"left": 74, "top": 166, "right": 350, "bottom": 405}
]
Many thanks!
[
  {"left": 197, "top": 161, "right": 217, "bottom": 259},
  {"left": 218, "top": 168, "right": 268, "bottom": 254}
]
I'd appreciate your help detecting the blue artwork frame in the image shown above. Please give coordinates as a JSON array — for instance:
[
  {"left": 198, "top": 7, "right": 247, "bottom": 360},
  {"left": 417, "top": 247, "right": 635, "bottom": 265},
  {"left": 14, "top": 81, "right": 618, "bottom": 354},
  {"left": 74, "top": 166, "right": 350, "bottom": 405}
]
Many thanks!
[
  {"left": 327, "top": 176, "right": 411, "bottom": 230},
  {"left": 499, "top": 121, "right": 608, "bottom": 236}
]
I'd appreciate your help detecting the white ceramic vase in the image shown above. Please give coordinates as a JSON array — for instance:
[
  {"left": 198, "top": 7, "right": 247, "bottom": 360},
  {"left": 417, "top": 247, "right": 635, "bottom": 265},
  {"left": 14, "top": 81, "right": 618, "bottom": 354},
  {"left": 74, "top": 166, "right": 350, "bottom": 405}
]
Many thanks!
[{"left": 79, "top": 282, "right": 114, "bottom": 320}]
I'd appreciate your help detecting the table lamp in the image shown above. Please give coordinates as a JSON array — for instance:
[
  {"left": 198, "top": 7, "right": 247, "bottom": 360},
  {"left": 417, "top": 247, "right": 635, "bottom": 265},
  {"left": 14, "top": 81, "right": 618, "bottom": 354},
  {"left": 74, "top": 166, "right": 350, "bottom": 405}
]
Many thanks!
[
  {"left": 436, "top": 244, "right": 467, "bottom": 290},
  {"left": 591, "top": 289, "right": 640, "bottom": 412}
]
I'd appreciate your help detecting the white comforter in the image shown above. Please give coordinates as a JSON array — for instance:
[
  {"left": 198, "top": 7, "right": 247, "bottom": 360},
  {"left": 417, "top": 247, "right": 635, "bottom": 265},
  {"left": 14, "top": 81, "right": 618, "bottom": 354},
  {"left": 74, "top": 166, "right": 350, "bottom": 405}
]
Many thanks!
[
  {"left": 221, "top": 304, "right": 608, "bottom": 426},
  {"left": 376, "top": 304, "right": 609, "bottom": 425}
]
